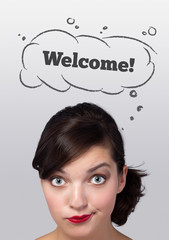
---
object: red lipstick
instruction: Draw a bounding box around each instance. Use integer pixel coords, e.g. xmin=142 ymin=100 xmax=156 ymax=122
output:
xmin=67 ymin=214 xmax=93 ymax=223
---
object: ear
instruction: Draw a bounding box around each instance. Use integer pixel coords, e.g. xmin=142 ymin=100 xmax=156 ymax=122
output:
xmin=117 ymin=165 xmax=128 ymax=194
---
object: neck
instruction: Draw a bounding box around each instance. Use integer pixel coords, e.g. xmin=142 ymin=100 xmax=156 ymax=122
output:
xmin=55 ymin=222 xmax=118 ymax=240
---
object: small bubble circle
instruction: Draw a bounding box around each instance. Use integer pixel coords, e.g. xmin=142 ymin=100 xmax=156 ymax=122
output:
xmin=75 ymin=25 xmax=79 ymax=29
xmin=142 ymin=31 xmax=147 ymax=35
xmin=103 ymin=26 xmax=108 ymax=30
xmin=67 ymin=18 xmax=75 ymax=25
xmin=130 ymin=90 xmax=137 ymax=98
xmin=148 ymin=26 xmax=157 ymax=36
xmin=130 ymin=116 xmax=134 ymax=121
xmin=137 ymin=105 xmax=143 ymax=112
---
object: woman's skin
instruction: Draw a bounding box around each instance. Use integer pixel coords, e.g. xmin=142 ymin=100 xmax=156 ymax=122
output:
xmin=37 ymin=145 xmax=132 ymax=240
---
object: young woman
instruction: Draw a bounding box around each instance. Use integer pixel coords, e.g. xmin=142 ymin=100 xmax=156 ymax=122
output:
xmin=32 ymin=102 xmax=147 ymax=240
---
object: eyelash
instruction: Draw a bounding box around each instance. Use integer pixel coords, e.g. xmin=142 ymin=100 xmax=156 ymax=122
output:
xmin=49 ymin=174 xmax=107 ymax=187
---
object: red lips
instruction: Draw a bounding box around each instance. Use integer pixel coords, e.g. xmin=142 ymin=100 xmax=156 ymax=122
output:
xmin=67 ymin=214 xmax=93 ymax=223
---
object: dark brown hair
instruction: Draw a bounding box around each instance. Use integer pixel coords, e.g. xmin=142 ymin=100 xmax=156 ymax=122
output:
xmin=32 ymin=102 xmax=147 ymax=226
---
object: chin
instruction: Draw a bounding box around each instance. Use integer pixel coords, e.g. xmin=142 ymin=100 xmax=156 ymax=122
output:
xmin=57 ymin=221 xmax=97 ymax=239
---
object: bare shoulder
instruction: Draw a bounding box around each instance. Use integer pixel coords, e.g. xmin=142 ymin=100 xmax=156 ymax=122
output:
xmin=113 ymin=228 xmax=133 ymax=240
xmin=121 ymin=235 xmax=132 ymax=240
xmin=35 ymin=230 xmax=57 ymax=240
xmin=118 ymin=232 xmax=133 ymax=240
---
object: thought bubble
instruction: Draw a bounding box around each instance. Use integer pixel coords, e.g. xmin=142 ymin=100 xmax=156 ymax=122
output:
xmin=20 ymin=29 xmax=157 ymax=94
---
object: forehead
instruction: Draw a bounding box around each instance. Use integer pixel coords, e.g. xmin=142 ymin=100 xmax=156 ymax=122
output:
xmin=59 ymin=145 xmax=117 ymax=173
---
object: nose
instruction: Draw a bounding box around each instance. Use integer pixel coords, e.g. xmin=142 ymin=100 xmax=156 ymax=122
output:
xmin=69 ymin=183 xmax=88 ymax=211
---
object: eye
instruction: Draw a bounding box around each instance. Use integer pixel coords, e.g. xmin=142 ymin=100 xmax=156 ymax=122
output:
xmin=90 ymin=175 xmax=106 ymax=185
xmin=51 ymin=177 xmax=66 ymax=186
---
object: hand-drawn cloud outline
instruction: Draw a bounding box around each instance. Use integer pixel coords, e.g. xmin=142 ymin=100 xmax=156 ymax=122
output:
xmin=19 ymin=29 xmax=157 ymax=95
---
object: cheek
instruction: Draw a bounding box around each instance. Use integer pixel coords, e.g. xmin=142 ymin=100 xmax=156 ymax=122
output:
xmin=42 ymin=188 xmax=66 ymax=220
xmin=89 ymin=183 xmax=118 ymax=214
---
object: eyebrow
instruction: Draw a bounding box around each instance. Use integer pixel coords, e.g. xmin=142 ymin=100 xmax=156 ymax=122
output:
xmin=87 ymin=163 xmax=111 ymax=173
xmin=57 ymin=162 xmax=111 ymax=174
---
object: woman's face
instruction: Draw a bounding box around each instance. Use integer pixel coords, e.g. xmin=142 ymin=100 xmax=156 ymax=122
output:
xmin=41 ymin=145 xmax=127 ymax=239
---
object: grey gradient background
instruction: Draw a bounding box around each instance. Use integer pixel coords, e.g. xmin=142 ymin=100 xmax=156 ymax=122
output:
xmin=1 ymin=0 xmax=169 ymax=239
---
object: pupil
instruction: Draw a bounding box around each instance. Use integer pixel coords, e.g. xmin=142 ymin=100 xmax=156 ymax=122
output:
xmin=96 ymin=176 xmax=101 ymax=182
xmin=57 ymin=178 xmax=61 ymax=183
